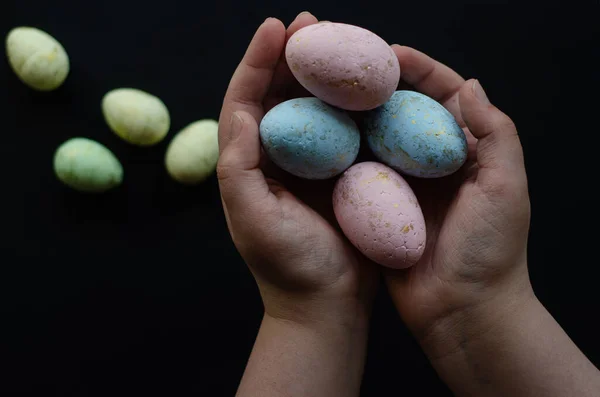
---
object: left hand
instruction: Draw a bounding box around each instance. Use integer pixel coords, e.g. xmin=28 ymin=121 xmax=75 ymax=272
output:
xmin=384 ymin=46 xmax=533 ymax=357
xmin=217 ymin=13 xmax=379 ymax=325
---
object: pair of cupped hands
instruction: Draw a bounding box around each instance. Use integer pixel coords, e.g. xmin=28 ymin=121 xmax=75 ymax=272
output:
xmin=217 ymin=12 xmax=531 ymax=352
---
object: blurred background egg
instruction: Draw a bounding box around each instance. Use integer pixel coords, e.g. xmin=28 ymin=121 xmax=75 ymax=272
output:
xmin=363 ymin=90 xmax=468 ymax=178
xmin=165 ymin=119 xmax=219 ymax=185
xmin=5 ymin=26 xmax=70 ymax=91
xmin=332 ymin=161 xmax=426 ymax=269
xmin=102 ymin=88 xmax=171 ymax=146
xmin=259 ymin=97 xmax=360 ymax=180
xmin=53 ymin=137 xmax=123 ymax=193
xmin=286 ymin=23 xmax=399 ymax=111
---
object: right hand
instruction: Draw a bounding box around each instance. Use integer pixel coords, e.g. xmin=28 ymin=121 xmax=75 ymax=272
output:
xmin=217 ymin=13 xmax=379 ymax=326
xmin=385 ymin=46 xmax=533 ymax=357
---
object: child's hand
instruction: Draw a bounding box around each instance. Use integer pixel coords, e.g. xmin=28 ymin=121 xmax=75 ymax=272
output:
xmin=384 ymin=46 xmax=532 ymax=356
xmin=217 ymin=14 xmax=379 ymax=326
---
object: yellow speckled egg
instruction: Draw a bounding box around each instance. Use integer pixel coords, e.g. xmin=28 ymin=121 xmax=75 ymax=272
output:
xmin=165 ymin=119 xmax=219 ymax=184
xmin=102 ymin=88 xmax=170 ymax=146
xmin=5 ymin=27 xmax=70 ymax=91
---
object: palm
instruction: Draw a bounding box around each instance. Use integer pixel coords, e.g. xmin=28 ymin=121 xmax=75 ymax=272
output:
xmin=258 ymin=83 xmax=379 ymax=296
xmin=264 ymin=175 xmax=377 ymax=293
xmin=385 ymin=161 xmax=480 ymax=332
xmin=382 ymin=46 xmax=530 ymax=337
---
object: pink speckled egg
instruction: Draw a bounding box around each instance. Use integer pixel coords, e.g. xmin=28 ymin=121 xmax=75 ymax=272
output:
xmin=286 ymin=23 xmax=400 ymax=111
xmin=332 ymin=162 xmax=426 ymax=269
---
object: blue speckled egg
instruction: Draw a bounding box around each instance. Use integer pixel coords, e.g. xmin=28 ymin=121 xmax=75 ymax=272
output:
xmin=363 ymin=91 xmax=468 ymax=178
xmin=260 ymin=97 xmax=360 ymax=180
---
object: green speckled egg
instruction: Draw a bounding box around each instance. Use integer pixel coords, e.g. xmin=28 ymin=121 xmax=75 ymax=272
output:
xmin=53 ymin=138 xmax=123 ymax=193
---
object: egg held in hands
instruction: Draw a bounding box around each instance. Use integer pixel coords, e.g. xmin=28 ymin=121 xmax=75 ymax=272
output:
xmin=333 ymin=162 xmax=426 ymax=269
xmin=259 ymin=97 xmax=360 ymax=180
xmin=286 ymin=22 xmax=400 ymax=111
xmin=363 ymin=90 xmax=468 ymax=178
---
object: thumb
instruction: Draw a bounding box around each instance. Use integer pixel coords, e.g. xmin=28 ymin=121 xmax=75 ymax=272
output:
xmin=217 ymin=111 xmax=272 ymax=217
xmin=460 ymin=79 xmax=528 ymax=192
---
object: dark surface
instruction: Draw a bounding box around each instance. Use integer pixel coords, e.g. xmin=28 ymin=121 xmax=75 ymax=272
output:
xmin=1 ymin=0 xmax=599 ymax=395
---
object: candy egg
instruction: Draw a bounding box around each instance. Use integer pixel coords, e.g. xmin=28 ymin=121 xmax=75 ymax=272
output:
xmin=102 ymin=88 xmax=170 ymax=146
xmin=333 ymin=161 xmax=426 ymax=268
xmin=165 ymin=119 xmax=219 ymax=184
xmin=260 ymin=97 xmax=360 ymax=180
xmin=286 ymin=22 xmax=400 ymax=111
xmin=363 ymin=90 xmax=468 ymax=178
xmin=5 ymin=27 xmax=70 ymax=91
xmin=53 ymin=138 xmax=123 ymax=193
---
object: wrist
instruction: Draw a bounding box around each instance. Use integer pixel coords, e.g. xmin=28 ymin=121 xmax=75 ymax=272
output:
xmin=419 ymin=279 xmax=537 ymax=362
xmin=261 ymin=288 xmax=374 ymax=331
xmin=238 ymin=299 xmax=371 ymax=397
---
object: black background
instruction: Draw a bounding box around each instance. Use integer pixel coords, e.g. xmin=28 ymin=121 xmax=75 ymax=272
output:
xmin=2 ymin=0 xmax=599 ymax=395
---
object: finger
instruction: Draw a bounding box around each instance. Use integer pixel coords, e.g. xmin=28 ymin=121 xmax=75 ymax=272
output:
xmin=392 ymin=45 xmax=467 ymax=128
xmin=459 ymin=79 xmax=527 ymax=191
xmin=392 ymin=45 xmax=477 ymax=161
xmin=287 ymin=12 xmax=319 ymax=48
xmin=267 ymin=11 xmax=319 ymax=107
xmin=219 ymin=18 xmax=286 ymax=153
xmin=217 ymin=111 xmax=275 ymax=217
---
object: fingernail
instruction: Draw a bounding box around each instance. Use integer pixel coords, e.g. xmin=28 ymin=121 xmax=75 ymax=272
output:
xmin=472 ymin=80 xmax=490 ymax=105
xmin=264 ymin=17 xmax=274 ymax=23
xmin=318 ymin=20 xmax=331 ymax=24
xmin=230 ymin=112 xmax=243 ymax=141
xmin=293 ymin=12 xmax=313 ymax=22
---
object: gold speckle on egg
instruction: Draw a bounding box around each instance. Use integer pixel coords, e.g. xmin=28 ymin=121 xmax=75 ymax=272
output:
xmin=376 ymin=171 xmax=389 ymax=181
xmin=411 ymin=120 xmax=416 ymax=124
xmin=393 ymin=203 xmax=399 ymax=208
xmin=46 ymin=48 xmax=58 ymax=61
xmin=402 ymin=225 xmax=411 ymax=233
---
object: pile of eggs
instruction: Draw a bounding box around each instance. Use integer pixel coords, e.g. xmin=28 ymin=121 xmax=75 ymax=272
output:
xmin=261 ymin=22 xmax=468 ymax=269
xmin=5 ymin=27 xmax=220 ymax=193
